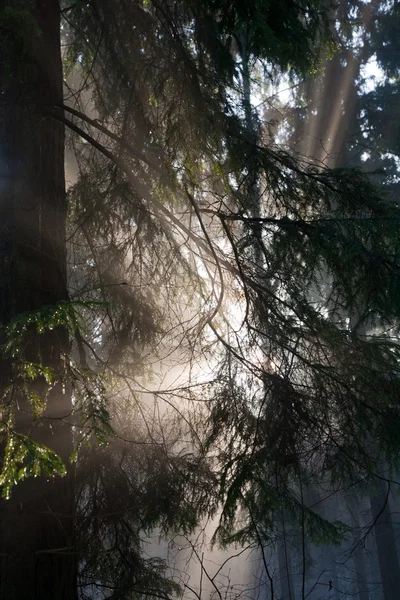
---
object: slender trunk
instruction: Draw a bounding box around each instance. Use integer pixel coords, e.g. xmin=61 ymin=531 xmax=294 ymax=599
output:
xmin=239 ymin=29 xmax=263 ymax=268
xmin=277 ymin=512 xmax=295 ymax=600
xmin=0 ymin=1 xmax=76 ymax=597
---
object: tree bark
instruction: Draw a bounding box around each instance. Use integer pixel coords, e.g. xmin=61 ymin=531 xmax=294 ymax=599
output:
xmin=0 ymin=1 xmax=76 ymax=597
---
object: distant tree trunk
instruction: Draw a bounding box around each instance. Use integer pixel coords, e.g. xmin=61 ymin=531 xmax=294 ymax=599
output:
xmin=277 ymin=513 xmax=295 ymax=600
xmin=278 ymin=541 xmax=294 ymax=600
xmin=364 ymin=532 xmax=384 ymax=600
xmin=353 ymin=544 xmax=369 ymax=600
xmin=370 ymin=479 xmax=400 ymax=600
xmin=389 ymin=480 xmax=400 ymax=558
xmin=239 ymin=27 xmax=263 ymax=268
xmin=0 ymin=1 xmax=76 ymax=598
xmin=346 ymin=494 xmax=370 ymax=600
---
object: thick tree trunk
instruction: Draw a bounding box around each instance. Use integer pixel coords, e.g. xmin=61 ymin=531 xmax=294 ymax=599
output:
xmin=0 ymin=1 xmax=76 ymax=597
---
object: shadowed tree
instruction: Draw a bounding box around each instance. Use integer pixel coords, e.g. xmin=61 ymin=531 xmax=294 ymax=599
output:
xmin=0 ymin=1 xmax=75 ymax=597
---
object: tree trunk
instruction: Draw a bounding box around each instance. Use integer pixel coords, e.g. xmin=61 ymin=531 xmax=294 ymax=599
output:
xmin=277 ymin=513 xmax=295 ymax=600
xmin=0 ymin=1 xmax=76 ymax=597
xmin=370 ymin=480 xmax=400 ymax=600
xmin=239 ymin=28 xmax=263 ymax=269
xmin=353 ymin=543 xmax=369 ymax=600
xmin=346 ymin=494 xmax=370 ymax=600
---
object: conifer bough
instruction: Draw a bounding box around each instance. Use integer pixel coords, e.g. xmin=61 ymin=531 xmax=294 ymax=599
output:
xmin=0 ymin=0 xmax=398 ymax=597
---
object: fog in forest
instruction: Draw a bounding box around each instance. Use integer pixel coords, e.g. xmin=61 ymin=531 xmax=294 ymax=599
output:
xmin=0 ymin=0 xmax=399 ymax=599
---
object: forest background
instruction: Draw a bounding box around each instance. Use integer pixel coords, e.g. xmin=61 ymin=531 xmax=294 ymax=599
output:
xmin=0 ymin=0 xmax=400 ymax=598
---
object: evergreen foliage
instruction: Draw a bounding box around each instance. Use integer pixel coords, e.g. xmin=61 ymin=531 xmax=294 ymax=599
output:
xmin=59 ymin=0 xmax=400 ymax=557
xmin=1 ymin=0 xmax=400 ymax=596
